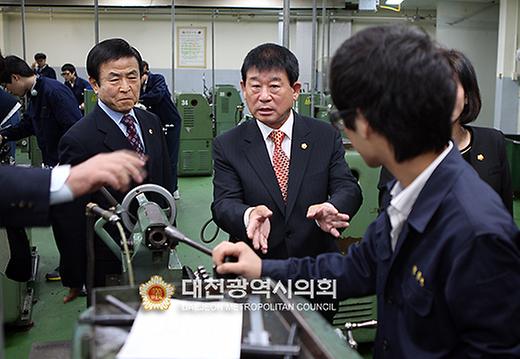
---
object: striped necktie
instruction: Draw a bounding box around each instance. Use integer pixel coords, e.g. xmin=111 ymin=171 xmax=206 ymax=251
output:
xmin=121 ymin=114 xmax=144 ymax=155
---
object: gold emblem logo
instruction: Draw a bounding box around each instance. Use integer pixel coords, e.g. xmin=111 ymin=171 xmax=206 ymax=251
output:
xmin=139 ymin=275 xmax=175 ymax=311
xmin=477 ymin=153 xmax=484 ymax=161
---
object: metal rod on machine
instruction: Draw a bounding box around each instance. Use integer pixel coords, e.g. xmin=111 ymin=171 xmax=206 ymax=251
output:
xmin=164 ymin=226 xmax=212 ymax=256
xmin=21 ymin=0 xmax=27 ymax=61
xmin=94 ymin=0 xmax=99 ymax=44
xmin=171 ymin=0 xmax=176 ymax=100
xmin=211 ymin=10 xmax=216 ymax=126
xmin=282 ymin=0 xmax=290 ymax=48
xmin=320 ymin=0 xmax=326 ymax=105
xmin=310 ymin=0 xmax=317 ymax=114
xmin=327 ymin=9 xmax=331 ymax=92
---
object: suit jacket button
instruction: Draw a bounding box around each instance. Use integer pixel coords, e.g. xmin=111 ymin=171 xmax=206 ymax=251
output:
xmin=386 ymin=296 xmax=393 ymax=305
xmin=18 ymin=201 xmax=25 ymax=208
xmin=382 ymin=339 xmax=390 ymax=351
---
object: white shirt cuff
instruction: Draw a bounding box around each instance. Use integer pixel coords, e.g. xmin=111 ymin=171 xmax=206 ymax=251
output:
xmin=49 ymin=165 xmax=74 ymax=205
xmin=243 ymin=207 xmax=255 ymax=229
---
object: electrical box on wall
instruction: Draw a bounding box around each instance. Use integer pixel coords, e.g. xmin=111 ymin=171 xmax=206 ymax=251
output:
xmin=359 ymin=0 xmax=379 ymax=11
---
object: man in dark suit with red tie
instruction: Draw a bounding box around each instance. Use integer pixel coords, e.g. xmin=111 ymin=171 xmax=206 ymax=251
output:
xmin=211 ymin=43 xmax=362 ymax=261
xmin=52 ymin=38 xmax=172 ymax=302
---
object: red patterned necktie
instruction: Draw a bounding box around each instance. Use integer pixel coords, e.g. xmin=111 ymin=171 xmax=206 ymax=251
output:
xmin=269 ymin=130 xmax=290 ymax=203
xmin=121 ymin=114 xmax=144 ymax=155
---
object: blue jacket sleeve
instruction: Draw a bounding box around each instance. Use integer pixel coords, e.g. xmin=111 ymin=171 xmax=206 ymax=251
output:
xmin=48 ymin=86 xmax=82 ymax=131
xmin=445 ymin=233 xmax=520 ymax=355
xmin=0 ymin=112 xmax=35 ymax=141
xmin=262 ymin=222 xmax=379 ymax=300
xmin=140 ymin=74 xmax=168 ymax=106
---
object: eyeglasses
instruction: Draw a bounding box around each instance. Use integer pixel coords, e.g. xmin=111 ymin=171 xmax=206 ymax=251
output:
xmin=329 ymin=108 xmax=356 ymax=131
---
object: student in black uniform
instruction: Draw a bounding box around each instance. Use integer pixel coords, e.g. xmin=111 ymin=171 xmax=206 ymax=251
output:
xmin=33 ymin=52 xmax=56 ymax=79
xmin=212 ymin=25 xmax=520 ymax=358
xmin=61 ymin=63 xmax=92 ymax=113
xmin=378 ymin=48 xmax=513 ymax=214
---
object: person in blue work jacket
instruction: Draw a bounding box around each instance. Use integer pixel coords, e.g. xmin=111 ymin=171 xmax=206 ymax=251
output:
xmin=33 ymin=52 xmax=57 ymax=79
xmin=140 ymin=60 xmax=181 ymax=198
xmin=0 ymin=54 xmax=83 ymax=284
xmin=0 ymin=55 xmax=82 ymax=167
xmin=60 ymin=63 xmax=92 ymax=114
xmin=212 ymin=25 xmax=520 ymax=358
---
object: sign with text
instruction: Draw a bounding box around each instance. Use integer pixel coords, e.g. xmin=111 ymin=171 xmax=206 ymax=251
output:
xmin=177 ymin=27 xmax=207 ymax=68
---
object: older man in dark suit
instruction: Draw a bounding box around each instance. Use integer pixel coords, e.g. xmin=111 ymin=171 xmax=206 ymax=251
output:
xmin=52 ymin=38 xmax=172 ymax=302
xmin=212 ymin=43 xmax=362 ymax=260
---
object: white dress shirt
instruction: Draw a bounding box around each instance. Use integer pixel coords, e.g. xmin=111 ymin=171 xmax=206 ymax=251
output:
xmin=387 ymin=142 xmax=453 ymax=251
xmin=255 ymin=111 xmax=294 ymax=163
xmin=243 ymin=111 xmax=295 ymax=227
xmin=98 ymin=100 xmax=146 ymax=151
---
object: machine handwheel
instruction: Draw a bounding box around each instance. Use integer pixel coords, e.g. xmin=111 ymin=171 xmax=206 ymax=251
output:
xmin=120 ymin=184 xmax=176 ymax=232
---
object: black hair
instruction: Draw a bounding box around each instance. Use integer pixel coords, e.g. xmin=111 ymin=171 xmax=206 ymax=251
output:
xmin=61 ymin=63 xmax=77 ymax=75
xmin=141 ymin=60 xmax=149 ymax=74
xmin=86 ymin=38 xmax=143 ymax=83
xmin=241 ymin=43 xmax=299 ymax=86
xmin=0 ymin=55 xmax=34 ymax=84
xmin=34 ymin=53 xmax=46 ymax=61
xmin=443 ymin=49 xmax=481 ymax=125
xmin=329 ymin=25 xmax=455 ymax=163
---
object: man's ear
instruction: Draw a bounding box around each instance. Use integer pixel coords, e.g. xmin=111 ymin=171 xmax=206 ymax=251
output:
xmin=355 ymin=110 xmax=372 ymax=139
xmin=292 ymin=81 xmax=301 ymax=101
xmin=11 ymin=74 xmax=20 ymax=83
xmin=88 ymin=77 xmax=99 ymax=93
xmin=240 ymin=80 xmax=246 ymax=93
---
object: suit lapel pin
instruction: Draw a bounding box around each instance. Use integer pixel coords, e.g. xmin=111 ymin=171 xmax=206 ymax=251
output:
xmin=301 ymin=143 xmax=308 ymax=150
xmin=149 ymin=128 xmax=154 ymax=135
xmin=477 ymin=153 xmax=484 ymax=161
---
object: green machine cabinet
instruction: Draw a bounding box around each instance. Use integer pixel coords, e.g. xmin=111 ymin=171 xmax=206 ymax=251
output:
xmin=83 ymin=89 xmax=97 ymax=116
xmin=294 ymin=93 xmax=319 ymax=117
xmin=294 ymin=93 xmax=332 ymax=123
xmin=214 ymin=84 xmax=243 ymax=136
xmin=342 ymin=148 xmax=380 ymax=239
xmin=333 ymin=148 xmax=381 ymax=351
xmin=29 ymin=136 xmax=43 ymax=167
xmin=505 ymin=134 xmax=520 ymax=197
xmin=176 ymin=93 xmax=213 ymax=176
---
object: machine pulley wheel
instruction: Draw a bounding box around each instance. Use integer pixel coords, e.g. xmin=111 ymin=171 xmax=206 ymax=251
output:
xmin=120 ymin=184 xmax=176 ymax=232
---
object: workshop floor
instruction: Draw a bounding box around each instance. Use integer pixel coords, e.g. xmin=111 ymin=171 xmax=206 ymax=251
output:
xmin=4 ymin=170 xmax=520 ymax=359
